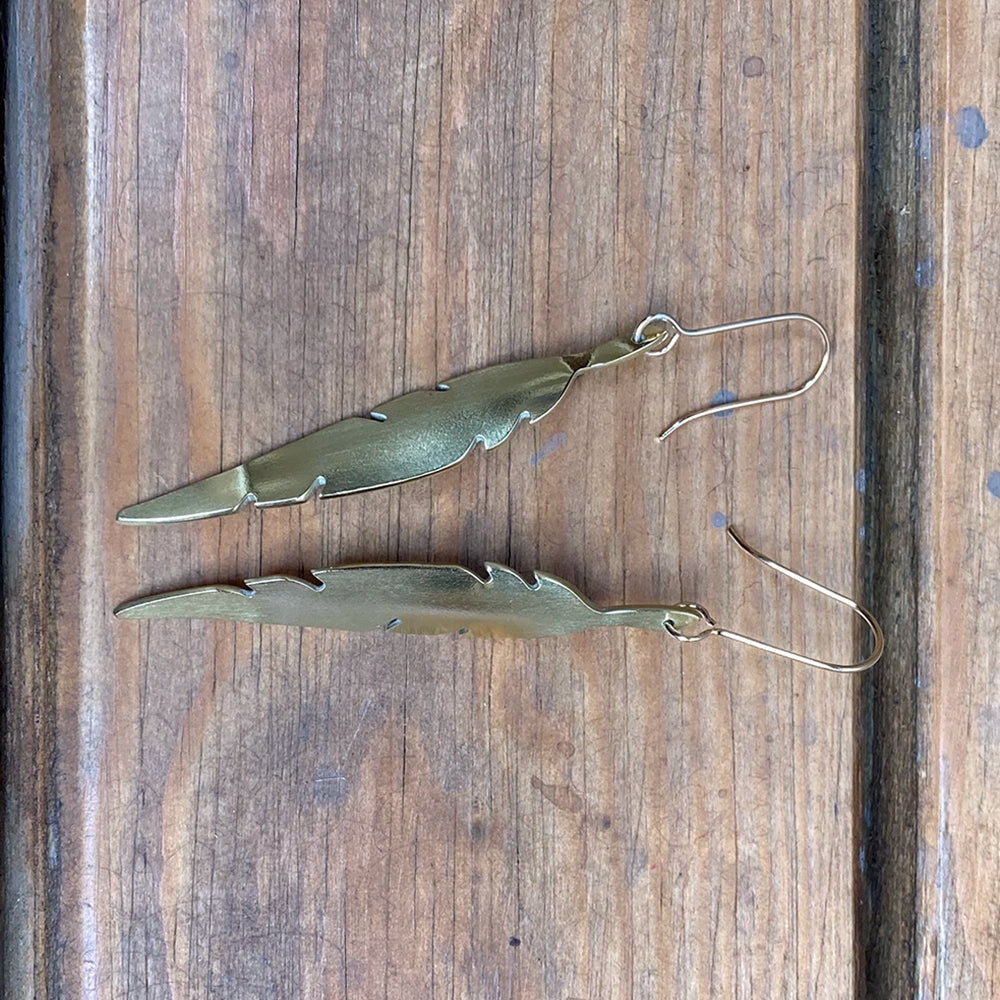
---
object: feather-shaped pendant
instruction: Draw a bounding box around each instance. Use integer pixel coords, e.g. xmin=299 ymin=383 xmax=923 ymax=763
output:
xmin=114 ymin=561 xmax=709 ymax=639
xmin=114 ymin=527 xmax=884 ymax=674
xmin=117 ymin=312 xmax=830 ymax=524
xmin=116 ymin=321 xmax=675 ymax=525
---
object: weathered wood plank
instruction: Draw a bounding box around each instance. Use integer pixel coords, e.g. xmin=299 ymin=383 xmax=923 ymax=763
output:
xmin=912 ymin=2 xmax=1000 ymax=995
xmin=5 ymin=1 xmax=864 ymax=997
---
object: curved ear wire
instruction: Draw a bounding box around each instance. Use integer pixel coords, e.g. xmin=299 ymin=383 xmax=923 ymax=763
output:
xmin=643 ymin=313 xmax=831 ymax=441
xmin=664 ymin=526 xmax=883 ymax=673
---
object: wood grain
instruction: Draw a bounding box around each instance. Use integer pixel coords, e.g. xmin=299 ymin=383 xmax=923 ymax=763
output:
xmin=5 ymin=1 xmax=864 ymax=997
xmin=860 ymin=1 xmax=1000 ymax=997
xmin=907 ymin=2 xmax=1000 ymax=995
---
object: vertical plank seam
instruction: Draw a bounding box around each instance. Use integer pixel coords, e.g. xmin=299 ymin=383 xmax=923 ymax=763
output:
xmin=859 ymin=0 xmax=924 ymax=995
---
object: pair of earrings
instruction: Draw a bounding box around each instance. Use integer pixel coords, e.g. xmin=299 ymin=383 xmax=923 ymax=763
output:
xmin=115 ymin=311 xmax=883 ymax=673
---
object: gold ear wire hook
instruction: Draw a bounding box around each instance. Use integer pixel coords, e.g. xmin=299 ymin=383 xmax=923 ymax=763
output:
xmin=664 ymin=526 xmax=883 ymax=673
xmin=631 ymin=312 xmax=831 ymax=441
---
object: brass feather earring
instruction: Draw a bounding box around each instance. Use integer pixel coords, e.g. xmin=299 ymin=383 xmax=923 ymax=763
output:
xmin=117 ymin=312 xmax=829 ymax=525
xmin=114 ymin=525 xmax=882 ymax=673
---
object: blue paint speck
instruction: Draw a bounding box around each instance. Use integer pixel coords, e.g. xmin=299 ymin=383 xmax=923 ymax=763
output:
xmin=711 ymin=511 xmax=727 ymax=529
xmin=987 ymin=471 xmax=1000 ymax=498
xmin=711 ymin=389 xmax=737 ymax=418
xmin=855 ymin=467 xmax=868 ymax=495
xmin=915 ymin=124 xmax=933 ymax=161
xmin=954 ymin=106 xmax=989 ymax=149
xmin=530 ymin=431 xmax=567 ymax=467
xmin=915 ymin=258 xmax=937 ymax=288
xmin=859 ymin=524 xmax=867 ymax=541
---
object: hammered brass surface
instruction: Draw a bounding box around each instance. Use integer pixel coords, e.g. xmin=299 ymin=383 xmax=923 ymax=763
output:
xmin=115 ymin=560 xmax=705 ymax=638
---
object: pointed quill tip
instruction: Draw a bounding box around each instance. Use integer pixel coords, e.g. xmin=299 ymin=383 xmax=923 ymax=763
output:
xmin=117 ymin=465 xmax=253 ymax=525
xmin=114 ymin=583 xmax=254 ymax=621
xmin=114 ymin=596 xmax=158 ymax=619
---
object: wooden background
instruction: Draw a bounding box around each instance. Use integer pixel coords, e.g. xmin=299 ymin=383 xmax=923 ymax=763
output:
xmin=3 ymin=0 xmax=997 ymax=997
